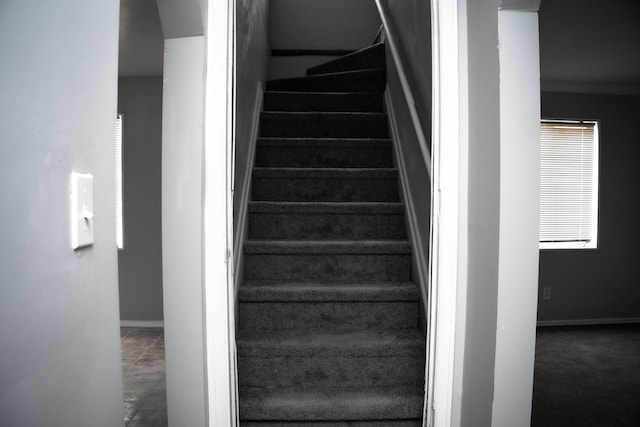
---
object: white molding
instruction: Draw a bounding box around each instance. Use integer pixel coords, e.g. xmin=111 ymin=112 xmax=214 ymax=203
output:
xmin=537 ymin=317 xmax=640 ymax=327
xmin=430 ymin=0 xmax=463 ymax=426
xmin=120 ymin=320 xmax=165 ymax=328
xmin=386 ymin=89 xmax=430 ymax=427
xmin=232 ymin=84 xmax=264 ymax=288
xmin=385 ymin=91 xmax=430 ymax=314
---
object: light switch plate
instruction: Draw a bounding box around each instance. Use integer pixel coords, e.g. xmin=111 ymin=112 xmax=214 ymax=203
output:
xmin=71 ymin=172 xmax=94 ymax=250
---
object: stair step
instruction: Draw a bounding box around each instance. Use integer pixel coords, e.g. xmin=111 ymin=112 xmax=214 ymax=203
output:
xmin=239 ymin=281 xmax=419 ymax=302
xmin=259 ymin=112 xmax=388 ymax=139
xmin=255 ymin=138 xmax=392 ymax=168
xmin=252 ymin=168 xmax=399 ymax=202
xmin=248 ymin=201 xmax=405 ymax=240
xmin=307 ymin=43 xmax=386 ymax=76
xmin=263 ymin=91 xmax=383 ymax=112
xmin=266 ymin=69 xmax=386 ymax=93
xmin=242 ymin=421 xmax=421 ymax=426
xmin=237 ymin=329 xmax=424 ymax=388
xmin=239 ymin=386 xmax=424 ymax=421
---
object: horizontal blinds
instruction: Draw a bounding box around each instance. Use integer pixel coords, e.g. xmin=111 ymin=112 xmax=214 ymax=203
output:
xmin=540 ymin=120 xmax=596 ymax=243
xmin=115 ymin=114 xmax=124 ymax=249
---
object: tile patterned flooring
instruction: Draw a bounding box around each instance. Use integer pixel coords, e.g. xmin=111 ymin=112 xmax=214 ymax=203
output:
xmin=120 ymin=327 xmax=167 ymax=427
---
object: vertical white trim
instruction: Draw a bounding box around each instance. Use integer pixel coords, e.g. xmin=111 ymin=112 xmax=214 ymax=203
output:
xmin=492 ymin=9 xmax=540 ymax=426
xmin=430 ymin=0 xmax=464 ymax=426
xmin=203 ymin=0 xmax=236 ymax=426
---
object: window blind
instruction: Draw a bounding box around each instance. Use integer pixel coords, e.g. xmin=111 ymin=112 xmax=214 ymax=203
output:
xmin=540 ymin=120 xmax=598 ymax=248
xmin=115 ymin=114 xmax=124 ymax=250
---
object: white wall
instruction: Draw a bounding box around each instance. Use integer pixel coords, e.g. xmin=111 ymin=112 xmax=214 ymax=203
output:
xmin=0 ymin=1 xmax=124 ymax=426
xmin=118 ymin=77 xmax=164 ymax=321
xmin=161 ymin=36 xmax=206 ymax=427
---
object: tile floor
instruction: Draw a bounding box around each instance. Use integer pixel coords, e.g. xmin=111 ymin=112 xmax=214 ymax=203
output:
xmin=120 ymin=327 xmax=167 ymax=427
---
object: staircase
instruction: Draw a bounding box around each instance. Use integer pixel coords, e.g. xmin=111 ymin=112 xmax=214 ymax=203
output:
xmin=238 ymin=42 xmax=426 ymax=426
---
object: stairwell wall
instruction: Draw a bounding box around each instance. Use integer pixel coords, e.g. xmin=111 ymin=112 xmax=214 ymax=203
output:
xmin=268 ymin=0 xmax=381 ymax=79
xmin=383 ymin=1 xmax=432 ymax=304
xmin=234 ymin=0 xmax=271 ymax=287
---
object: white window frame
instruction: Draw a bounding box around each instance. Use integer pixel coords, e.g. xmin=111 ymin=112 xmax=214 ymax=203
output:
xmin=539 ymin=119 xmax=599 ymax=250
xmin=115 ymin=113 xmax=124 ymax=250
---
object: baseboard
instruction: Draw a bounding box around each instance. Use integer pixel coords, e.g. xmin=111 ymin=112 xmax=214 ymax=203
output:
xmin=120 ymin=320 xmax=164 ymax=328
xmin=385 ymin=90 xmax=429 ymax=315
xmin=233 ymin=83 xmax=264 ymax=291
xmin=537 ymin=317 xmax=640 ymax=327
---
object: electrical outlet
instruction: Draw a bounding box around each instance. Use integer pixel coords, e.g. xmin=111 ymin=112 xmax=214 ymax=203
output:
xmin=542 ymin=287 xmax=551 ymax=300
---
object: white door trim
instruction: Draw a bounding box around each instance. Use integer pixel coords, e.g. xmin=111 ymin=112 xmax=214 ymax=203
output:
xmin=202 ymin=0 xmax=237 ymax=426
xmin=429 ymin=0 xmax=466 ymax=426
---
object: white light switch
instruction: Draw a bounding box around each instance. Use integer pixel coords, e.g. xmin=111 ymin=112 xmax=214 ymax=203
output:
xmin=71 ymin=172 xmax=94 ymax=250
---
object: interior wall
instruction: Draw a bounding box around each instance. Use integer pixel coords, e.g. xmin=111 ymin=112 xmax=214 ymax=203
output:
xmin=268 ymin=0 xmax=381 ymax=78
xmin=234 ymin=0 xmax=271 ymax=271
xmin=161 ymin=36 xmax=206 ymax=427
xmin=0 ymin=1 xmax=124 ymax=426
xmin=117 ymin=77 xmax=164 ymax=321
xmin=538 ymin=92 xmax=640 ymax=323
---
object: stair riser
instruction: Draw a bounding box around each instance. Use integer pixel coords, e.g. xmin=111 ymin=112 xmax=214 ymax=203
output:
xmin=259 ymin=116 xmax=388 ymax=139
xmin=263 ymin=93 xmax=383 ymax=113
xmin=307 ymin=44 xmax=385 ymax=76
xmin=241 ymin=422 xmax=421 ymax=427
xmin=255 ymin=146 xmax=392 ymax=168
xmin=266 ymin=74 xmax=385 ymax=93
xmin=238 ymin=356 xmax=424 ymax=388
xmin=249 ymin=213 xmax=406 ymax=240
xmin=244 ymin=254 xmax=410 ymax=282
xmin=239 ymin=301 xmax=418 ymax=331
xmin=252 ymin=178 xmax=399 ymax=202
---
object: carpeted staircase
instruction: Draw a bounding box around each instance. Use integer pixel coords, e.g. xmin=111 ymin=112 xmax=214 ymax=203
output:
xmin=238 ymin=42 xmax=426 ymax=426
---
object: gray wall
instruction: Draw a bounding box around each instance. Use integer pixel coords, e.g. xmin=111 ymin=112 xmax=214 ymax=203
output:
xmin=384 ymin=0 xmax=432 ymax=280
xmin=268 ymin=0 xmax=381 ymax=78
xmin=117 ymin=77 xmax=164 ymax=321
xmin=0 ymin=1 xmax=124 ymax=426
xmin=385 ymin=0 xmax=432 ymax=143
xmin=538 ymin=92 xmax=640 ymax=322
xmin=234 ymin=0 xmax=270 ymax=263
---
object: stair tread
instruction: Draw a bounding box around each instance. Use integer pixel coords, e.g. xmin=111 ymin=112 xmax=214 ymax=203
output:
xmin=248 ymin=201 xmax=403 ymax=214
xmin=244 ymin=240 xmax=411 ymax=254
xmin=264 ymin=90 xmax=382 ymax=96
xmin=239 ymin=281 xmax=419 ymax=302
xmin=262 ymin=111 xmax=386 ymax=118
xmin=239 ymin=385 xmax=423 ymax=421
xmin=257 ymin=137 xmax=391 ymax=147
xmin=253 ymin=167 xmax=397 ymax=179
xmin=306 ymin=43 xmax=385 ymax=76
xmin=266 ymin=68 xmax=385 ymax=93
xmin=237 ymin=328 xmax=424 ymax=356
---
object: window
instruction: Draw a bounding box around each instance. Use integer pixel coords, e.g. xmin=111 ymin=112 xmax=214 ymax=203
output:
xmin=540 ymin=120 xmax=599 ymax=249
xmin=115 ymin=114 xmax=124 ymax=250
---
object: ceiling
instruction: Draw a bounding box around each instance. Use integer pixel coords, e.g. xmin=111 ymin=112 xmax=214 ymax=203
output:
xmin=538 ymin=0 xmax=640 ymax=94
xmin=118 ymin=0 xmax=640 ymax=94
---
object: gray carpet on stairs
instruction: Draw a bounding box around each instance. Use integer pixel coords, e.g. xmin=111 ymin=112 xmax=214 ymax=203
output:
xmin=238 ymin=42 xmax=425 ymax=425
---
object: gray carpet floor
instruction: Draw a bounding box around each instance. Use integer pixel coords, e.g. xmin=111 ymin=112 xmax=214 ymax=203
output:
xmin=532 ymin=324 xmax=640 ymax=426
